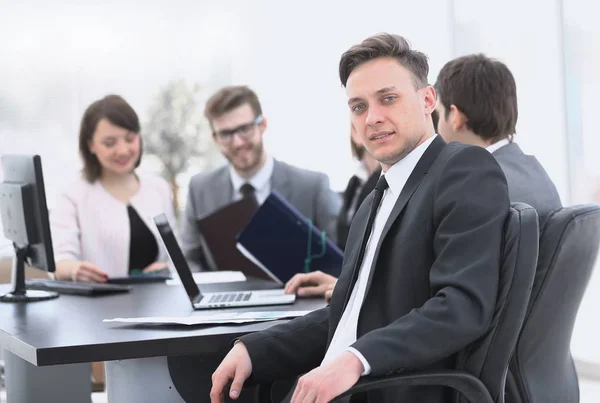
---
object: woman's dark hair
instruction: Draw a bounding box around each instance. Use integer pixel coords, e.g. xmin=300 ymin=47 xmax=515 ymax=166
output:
xmin=79 ymin=95 xmax=142 ymax=182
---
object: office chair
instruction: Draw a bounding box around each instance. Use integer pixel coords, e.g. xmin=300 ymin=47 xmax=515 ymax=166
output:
xmin=505 ymin=204 xmax=600 ymax=403
xmin=257 ymin=203 xmax=539 ymax=403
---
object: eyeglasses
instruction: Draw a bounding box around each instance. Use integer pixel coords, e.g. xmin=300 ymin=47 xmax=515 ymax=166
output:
xmin=214 ymin=115 xmax=263 ymax=144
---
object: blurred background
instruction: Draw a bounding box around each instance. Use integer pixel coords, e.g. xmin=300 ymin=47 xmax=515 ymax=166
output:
xmin=0 ymin=0 xmax=598 ymax=400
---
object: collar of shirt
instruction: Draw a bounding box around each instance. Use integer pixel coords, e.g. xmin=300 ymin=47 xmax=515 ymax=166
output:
xmin=486 ymin=138 xmax=510 ymax=154
xmin=228 ymin=154 xmax=274 ymax=197
xmin=384 ymin=134 xmax=438 ymax=198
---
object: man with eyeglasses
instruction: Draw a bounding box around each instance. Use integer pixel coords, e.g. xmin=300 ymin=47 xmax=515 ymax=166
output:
xmin=180 ymin=85 xmax=342 ymax=271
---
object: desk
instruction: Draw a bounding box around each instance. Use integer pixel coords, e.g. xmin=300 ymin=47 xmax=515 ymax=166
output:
xmin=0 ymin=278 xmax=326 ymax=402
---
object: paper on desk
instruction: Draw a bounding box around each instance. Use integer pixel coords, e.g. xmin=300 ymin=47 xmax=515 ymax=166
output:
xmin=166 ymin=271 xmax=246 ymax=286
xmin=103 ymin=310 xmax=311 ymax=326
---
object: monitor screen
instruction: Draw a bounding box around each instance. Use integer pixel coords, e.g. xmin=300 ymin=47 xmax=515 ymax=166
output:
xmin=0 ymin=154 xmax=55 ymax=273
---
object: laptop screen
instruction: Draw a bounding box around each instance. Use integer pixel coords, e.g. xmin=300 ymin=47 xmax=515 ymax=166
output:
xmin=153 ymin=214 xmax=201 ymax=305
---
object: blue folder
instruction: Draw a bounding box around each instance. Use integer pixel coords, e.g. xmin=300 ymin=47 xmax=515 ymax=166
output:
xmin=236 ymin=191 xmax=343 ymax=285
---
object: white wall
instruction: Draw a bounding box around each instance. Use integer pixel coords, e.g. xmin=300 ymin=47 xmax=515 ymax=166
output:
xmin=0 ymin=0 xmax=237 ymax=207
xmin=450 ymin=0 xmax=570 ymax=203
xmin=561 ymin=0 xmax=600 ymax=364
xmin=230 ymin=0 xmax=454 ymax=191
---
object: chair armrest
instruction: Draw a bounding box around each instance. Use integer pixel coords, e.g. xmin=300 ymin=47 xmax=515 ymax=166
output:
xmin=330 ymin=370 xmax=493 ymax=403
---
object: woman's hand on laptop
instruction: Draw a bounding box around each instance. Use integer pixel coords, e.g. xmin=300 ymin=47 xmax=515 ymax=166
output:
xmin=210 ymin=341 xmax=252 ymax=402
xmin=55 ymin=259 xmax=108 ymax=283
xmin=284 ymin=271 xmax=338 ymax=299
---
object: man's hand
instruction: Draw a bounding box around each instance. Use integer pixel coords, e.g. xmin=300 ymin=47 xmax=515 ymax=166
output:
xmin=284 ymin=271 xmax=338 ymax=299
xmin=210 ymin=342 xmax=253 ymax=402
xmin=291 ymin=351 xmax=363 ymax=403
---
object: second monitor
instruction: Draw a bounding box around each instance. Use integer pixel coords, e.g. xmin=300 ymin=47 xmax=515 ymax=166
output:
xmin=0 ymin=154 xmax=58 ymax=302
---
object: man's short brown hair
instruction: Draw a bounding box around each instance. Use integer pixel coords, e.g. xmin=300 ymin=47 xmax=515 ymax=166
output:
xmin=339 ymin=33 xmax=429 ymax=89
xmin=204 ymin=86 xmax=263 ymax=124
xmin=435 ymin=54 xmax=518 ymax=142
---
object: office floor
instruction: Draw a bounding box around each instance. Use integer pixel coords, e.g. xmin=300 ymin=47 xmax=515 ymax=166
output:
xmin=0 ymin=380 xmax=598 ymax=402
xmin=91 ymin=379 xmax=600 ymax=403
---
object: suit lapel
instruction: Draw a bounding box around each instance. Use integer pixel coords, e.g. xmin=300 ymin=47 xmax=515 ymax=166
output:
xmin=270 ymin=159 xmax=292 ymax=200
xmin=362 ymin=135 xmax=446 ymax=296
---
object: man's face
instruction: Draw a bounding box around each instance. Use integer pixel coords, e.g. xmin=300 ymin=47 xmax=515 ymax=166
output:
xmin=212 ymin=103 xmax=266 ymax=175
xmin=346 ymin=57 xmax=436 ymax=171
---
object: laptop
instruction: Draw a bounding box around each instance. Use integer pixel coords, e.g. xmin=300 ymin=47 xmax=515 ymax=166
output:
xmin=153 ymin=214 xmax=296 ymax=310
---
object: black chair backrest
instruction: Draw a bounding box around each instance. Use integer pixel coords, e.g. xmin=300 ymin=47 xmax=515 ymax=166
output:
xmin=454 ymin=203 xmax=539 ymax=403
xmin=507 ymin=204 xmax=600 ymax=403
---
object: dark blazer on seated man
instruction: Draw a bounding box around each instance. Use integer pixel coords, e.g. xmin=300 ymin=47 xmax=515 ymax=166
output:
xmin=210 ymin=33 xmax=510 ymax=403
xmin=435 ymin=53 xmax=562 ymax=231
xmin=240 ymin=135 xmax=509 ymax=402
xmin=179 ymin=85 xmax=341 ymax=270
xmin=492 ymin=142 xmax=561 ymax=230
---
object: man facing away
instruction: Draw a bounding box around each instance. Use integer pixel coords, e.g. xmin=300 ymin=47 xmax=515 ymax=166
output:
xmin=210 ymin=33 xmax=510 ymax=403
xmin=434 ymin=53 xmax=562 ymax=229
xmin=180 ymin=85 xmax=342 ymax=270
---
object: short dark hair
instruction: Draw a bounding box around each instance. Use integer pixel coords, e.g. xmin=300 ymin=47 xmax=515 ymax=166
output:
xmin=431 ymin=109 xmax=439 ymax=133
xmin=79 ymin=95 xmax=142 ymax=182
xmin=434 ymin=54 xmax=518 ymax=142
xmin=339 ymin=33 xmax=429 ymax=89
xmin=204 ymin=86 xmax=263 ymax=125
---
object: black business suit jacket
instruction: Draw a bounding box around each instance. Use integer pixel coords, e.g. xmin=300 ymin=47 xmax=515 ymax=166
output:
xmin=336 ymin=167 xmax=381 ymax=249
xmin=493 ymin=142 xmax=561 ymax=231
xmin=240 ymin=136 xmax=510 ymax=403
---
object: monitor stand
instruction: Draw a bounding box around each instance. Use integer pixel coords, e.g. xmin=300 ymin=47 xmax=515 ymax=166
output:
xmin=0 ymin=244 xmax=58 ymax=302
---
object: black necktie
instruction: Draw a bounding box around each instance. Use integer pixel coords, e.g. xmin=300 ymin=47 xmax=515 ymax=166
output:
xmin=343 ymin=175 xmax=389 ymax=306
xmin=239 ymin=183 xmax=256 ymax=199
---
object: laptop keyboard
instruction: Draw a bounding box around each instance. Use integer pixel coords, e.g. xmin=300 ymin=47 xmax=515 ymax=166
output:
xmin=209 ymin=292 xmax=252 ymax=304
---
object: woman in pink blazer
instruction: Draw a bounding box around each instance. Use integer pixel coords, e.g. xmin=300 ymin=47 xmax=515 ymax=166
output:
xmin=51 ymin=95 xmax=176 ymax=282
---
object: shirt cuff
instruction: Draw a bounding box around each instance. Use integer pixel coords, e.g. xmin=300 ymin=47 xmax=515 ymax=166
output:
xmin=347 ymin=347 xmax=371 ymax=376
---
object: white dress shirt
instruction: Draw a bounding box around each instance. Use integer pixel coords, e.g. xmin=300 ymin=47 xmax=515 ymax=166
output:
xmin=322 ymin=134 xmax=438 ymax=375
xmin=50 ymin=173 xmax=177 ymax=278
xmin=228 ymin=154 xmax=274 ymax=205
xmin=485 ymin=138 xmax=510 ymax=154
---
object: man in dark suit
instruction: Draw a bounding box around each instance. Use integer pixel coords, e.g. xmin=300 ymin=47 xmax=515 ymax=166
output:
xmin=210 ymin=33 xmax=510 ymax=403
xmin=434 ymin=54 xmax=562 ymax=230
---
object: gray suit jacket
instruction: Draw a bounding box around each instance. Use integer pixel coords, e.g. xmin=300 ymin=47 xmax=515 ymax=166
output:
xmin=180 ymin=159 xmax=342 ymax=270
xmin=493 ymin=142 xmax=562 ymax=230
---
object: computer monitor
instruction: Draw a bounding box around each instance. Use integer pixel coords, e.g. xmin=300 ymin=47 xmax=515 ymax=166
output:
xmin=0 ymin=154 xmax=58 ymax=302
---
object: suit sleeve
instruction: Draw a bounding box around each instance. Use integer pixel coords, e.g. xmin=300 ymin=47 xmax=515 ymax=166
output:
xmin=313 ymin=174 xmax=342 ymax=244
xmin=179 ymin=180 xmax=205 ymax=271
xmin=239 ymin=307 xmax=330 ymax=381
xmin=351 ymin=146 xmax=509 ymax=376
xmin=50 ymin=190 xmax=82 ymax=263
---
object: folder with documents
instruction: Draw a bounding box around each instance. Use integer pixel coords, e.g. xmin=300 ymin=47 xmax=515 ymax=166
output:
xmin=196 ymin=197 xmax=272 ymax=281
xmin=236 ymin=191 xmax=343 ymax=285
